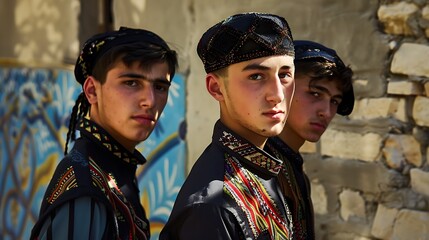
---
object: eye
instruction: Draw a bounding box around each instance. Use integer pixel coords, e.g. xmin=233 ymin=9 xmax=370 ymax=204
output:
xmin=310 ymin=91 xmax=320 ymax=97
xmin=154 ymin=82 xmax=171 ymax=92
xmin=249 ymin=74 xmax=263 ymax=80
xmin=124 ymin=80 xmax=139 ymax=87
xmin=278 ymin=72 xmax=292 ymax=79
xmin=331 ymin=98 xmax=342 ymax=106
xmin=278 ymin=72 xmax=293 ymax=84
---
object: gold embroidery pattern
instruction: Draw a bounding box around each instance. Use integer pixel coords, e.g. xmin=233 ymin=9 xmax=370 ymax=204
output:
xmin=79 ymin=119 xmax=136 ymax=164
xmin=47 ymin=166 xmax=78 ymax=204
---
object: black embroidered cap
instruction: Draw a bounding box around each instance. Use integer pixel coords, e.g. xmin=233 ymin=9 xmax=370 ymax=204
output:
xmin=74 ymin=26 xmax=172 ymax=85
xmin=197 ymin=12 xmax=294 ymax=73
xmin=294 ymin=40 xmax=355 ymax=116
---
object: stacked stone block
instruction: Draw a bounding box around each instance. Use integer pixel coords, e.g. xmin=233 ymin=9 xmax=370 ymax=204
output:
xmin=304 ymin=1 xmax=429 ymax=239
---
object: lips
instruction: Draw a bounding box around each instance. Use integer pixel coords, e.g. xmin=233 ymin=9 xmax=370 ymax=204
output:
xmin=310 ymin=121 xmax=327 ymax=132
xmin=263 ymin=109 xmax=285 ymax=120
xmin=132 ymin=114 xmax=156 ymax=125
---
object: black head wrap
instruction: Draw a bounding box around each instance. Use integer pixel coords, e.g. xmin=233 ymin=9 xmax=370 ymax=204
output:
xmin=74 ymin=26 xmax=174 ymax=84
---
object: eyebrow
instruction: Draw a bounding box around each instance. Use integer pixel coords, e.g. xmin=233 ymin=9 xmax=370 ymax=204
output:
xmin=242 ymin=63 xmax=292 ymax=72
xmin=118 ymin=72 xmax=171 ymax=85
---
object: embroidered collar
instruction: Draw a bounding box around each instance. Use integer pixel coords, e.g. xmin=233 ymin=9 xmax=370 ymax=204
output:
xmin=213 ymin=120 xmax=283 ymax=176
xmin=268 ymin=137 xmax=304 ymax=166
xmin=77 ymin=118 xmax=146 ymax=165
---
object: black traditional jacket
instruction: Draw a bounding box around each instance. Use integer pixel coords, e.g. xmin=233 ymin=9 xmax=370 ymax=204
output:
xmin=160 ymin=120 xmax=294 ymax=240
xmin=268 ymin=137 xmax=315 ymax=240
xmin=31 ymin=118 xmax=150 ymax=240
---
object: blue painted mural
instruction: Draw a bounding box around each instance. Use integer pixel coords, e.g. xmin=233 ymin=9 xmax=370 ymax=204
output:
xmin=0 ymin=67 xmax=186 ymax=240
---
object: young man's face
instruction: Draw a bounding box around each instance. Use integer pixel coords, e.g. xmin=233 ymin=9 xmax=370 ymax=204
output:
xmin=215 ymin=55 xmax=295 ymax=147
xmin=87 ymin=60 xmax=171 ymax=151
xmin=282 ymin=75 xmax=342 ymax=148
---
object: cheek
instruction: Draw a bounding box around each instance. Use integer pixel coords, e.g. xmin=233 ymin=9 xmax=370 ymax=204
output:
xmin=286 ymin=111 xmax=302 ymax=127
xmin=328 ymin=109 xmax=337 ymax=121
xmin=290 ymin=92 xmax=307 ymax=109
xmin=283 ymin=83 xmax=294 ymax=106
xmin=285 ymin=84 xmax=295 ymax=100
xmin=156 ymin=94 xmax=169 ymax=110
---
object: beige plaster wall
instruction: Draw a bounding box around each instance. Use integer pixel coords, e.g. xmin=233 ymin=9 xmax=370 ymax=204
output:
xmin=125 ymin=0 xmax=387 ymax=171
xmin=0 ymin=0 xmax=80 ymax=66
xmin=0 ymin=0 xmax=387 ymax=169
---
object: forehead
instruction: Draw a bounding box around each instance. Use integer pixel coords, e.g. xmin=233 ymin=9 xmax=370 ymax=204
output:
xmin=298 ymin=76 xmax=343 ymax=95
xmin=107 ymin=60 xmax=171 ymax=77
xmin=111 ymin=58 xmax=168 ymax=70
xmin=228 ymin=54 xmax=295 ymax=71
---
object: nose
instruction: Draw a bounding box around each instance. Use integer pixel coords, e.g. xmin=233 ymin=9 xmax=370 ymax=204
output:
xmin=318 ymin=101 xmax=334 ymax=119
xmin=140 ymin=84 xmax=156 ymax=108
xmin=266 ymin=78 xmax=284 ymax=105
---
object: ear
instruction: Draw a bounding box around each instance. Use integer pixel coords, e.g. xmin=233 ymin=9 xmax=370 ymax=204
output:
xmin=206 ymin=73 xmax=224 ymax=101
xmin=83 ymin=76 xmax=98 ymax=104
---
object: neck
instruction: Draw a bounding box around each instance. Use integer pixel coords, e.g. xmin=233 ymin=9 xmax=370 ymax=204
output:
xmin=278 ymin=126 xmax=305 ymax=153
xmin=220 ymin=119 xmax=268 ymax=149
xmin=88 ymin=115 xmax=137 ymax=153
xmin=251 ymin=138 xmax=267 ymax=149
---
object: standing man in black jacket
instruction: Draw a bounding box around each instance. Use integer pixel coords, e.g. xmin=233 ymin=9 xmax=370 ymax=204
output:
xmin=160 ymin=12 xmax=296 ymax=239
xmin=269 ymin=40 xmax=355 ymax=239
xmin=31 ymin=27 xmax=178 ymax=240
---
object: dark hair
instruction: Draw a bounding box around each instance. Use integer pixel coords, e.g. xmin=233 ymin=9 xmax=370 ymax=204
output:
xmin=64 ymin=42 xmax=178 ymax=155
xmin=92 ymin=42 xmax=178 ymax=84
xmin=212 ymin=67 xmax=228 ymax=79
xmin=295 ymin=58 xmax=353 ymax=96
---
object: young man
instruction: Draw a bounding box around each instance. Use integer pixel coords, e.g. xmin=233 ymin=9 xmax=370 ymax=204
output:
xmin=30 ymin=27 xmax=178 ymax=240
xmin=160 ymin=12 xmax=296 ymax=239
xmin=268 ymin=40 xmax=355 ymax=239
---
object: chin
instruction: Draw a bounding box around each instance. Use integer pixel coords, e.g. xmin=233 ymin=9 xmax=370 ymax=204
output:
xmin=306 ymin=135 xmax=322 ymax=142
xmin=264 ymin=128 xmax=283 ymax=137
xmin=128 ymin=135 xmax=149 ymax=145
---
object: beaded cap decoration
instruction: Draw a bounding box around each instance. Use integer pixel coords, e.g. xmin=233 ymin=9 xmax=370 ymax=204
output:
xmin=197 ymin=12 xmax=294 ymax=73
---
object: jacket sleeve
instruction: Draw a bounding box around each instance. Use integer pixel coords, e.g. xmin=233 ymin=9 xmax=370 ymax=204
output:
xmin=35 ymin=196 xmax=109 ymax=240
xmin=160 ymin=203 xmax=245 ymax=240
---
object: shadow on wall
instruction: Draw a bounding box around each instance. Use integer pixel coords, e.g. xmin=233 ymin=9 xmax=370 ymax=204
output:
xmin=0 ymin=66 xmax=186 ymax=240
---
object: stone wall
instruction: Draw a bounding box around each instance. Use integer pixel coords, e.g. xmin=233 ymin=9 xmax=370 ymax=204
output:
xmin=301 ymin=1 xmax=429 ymax=239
